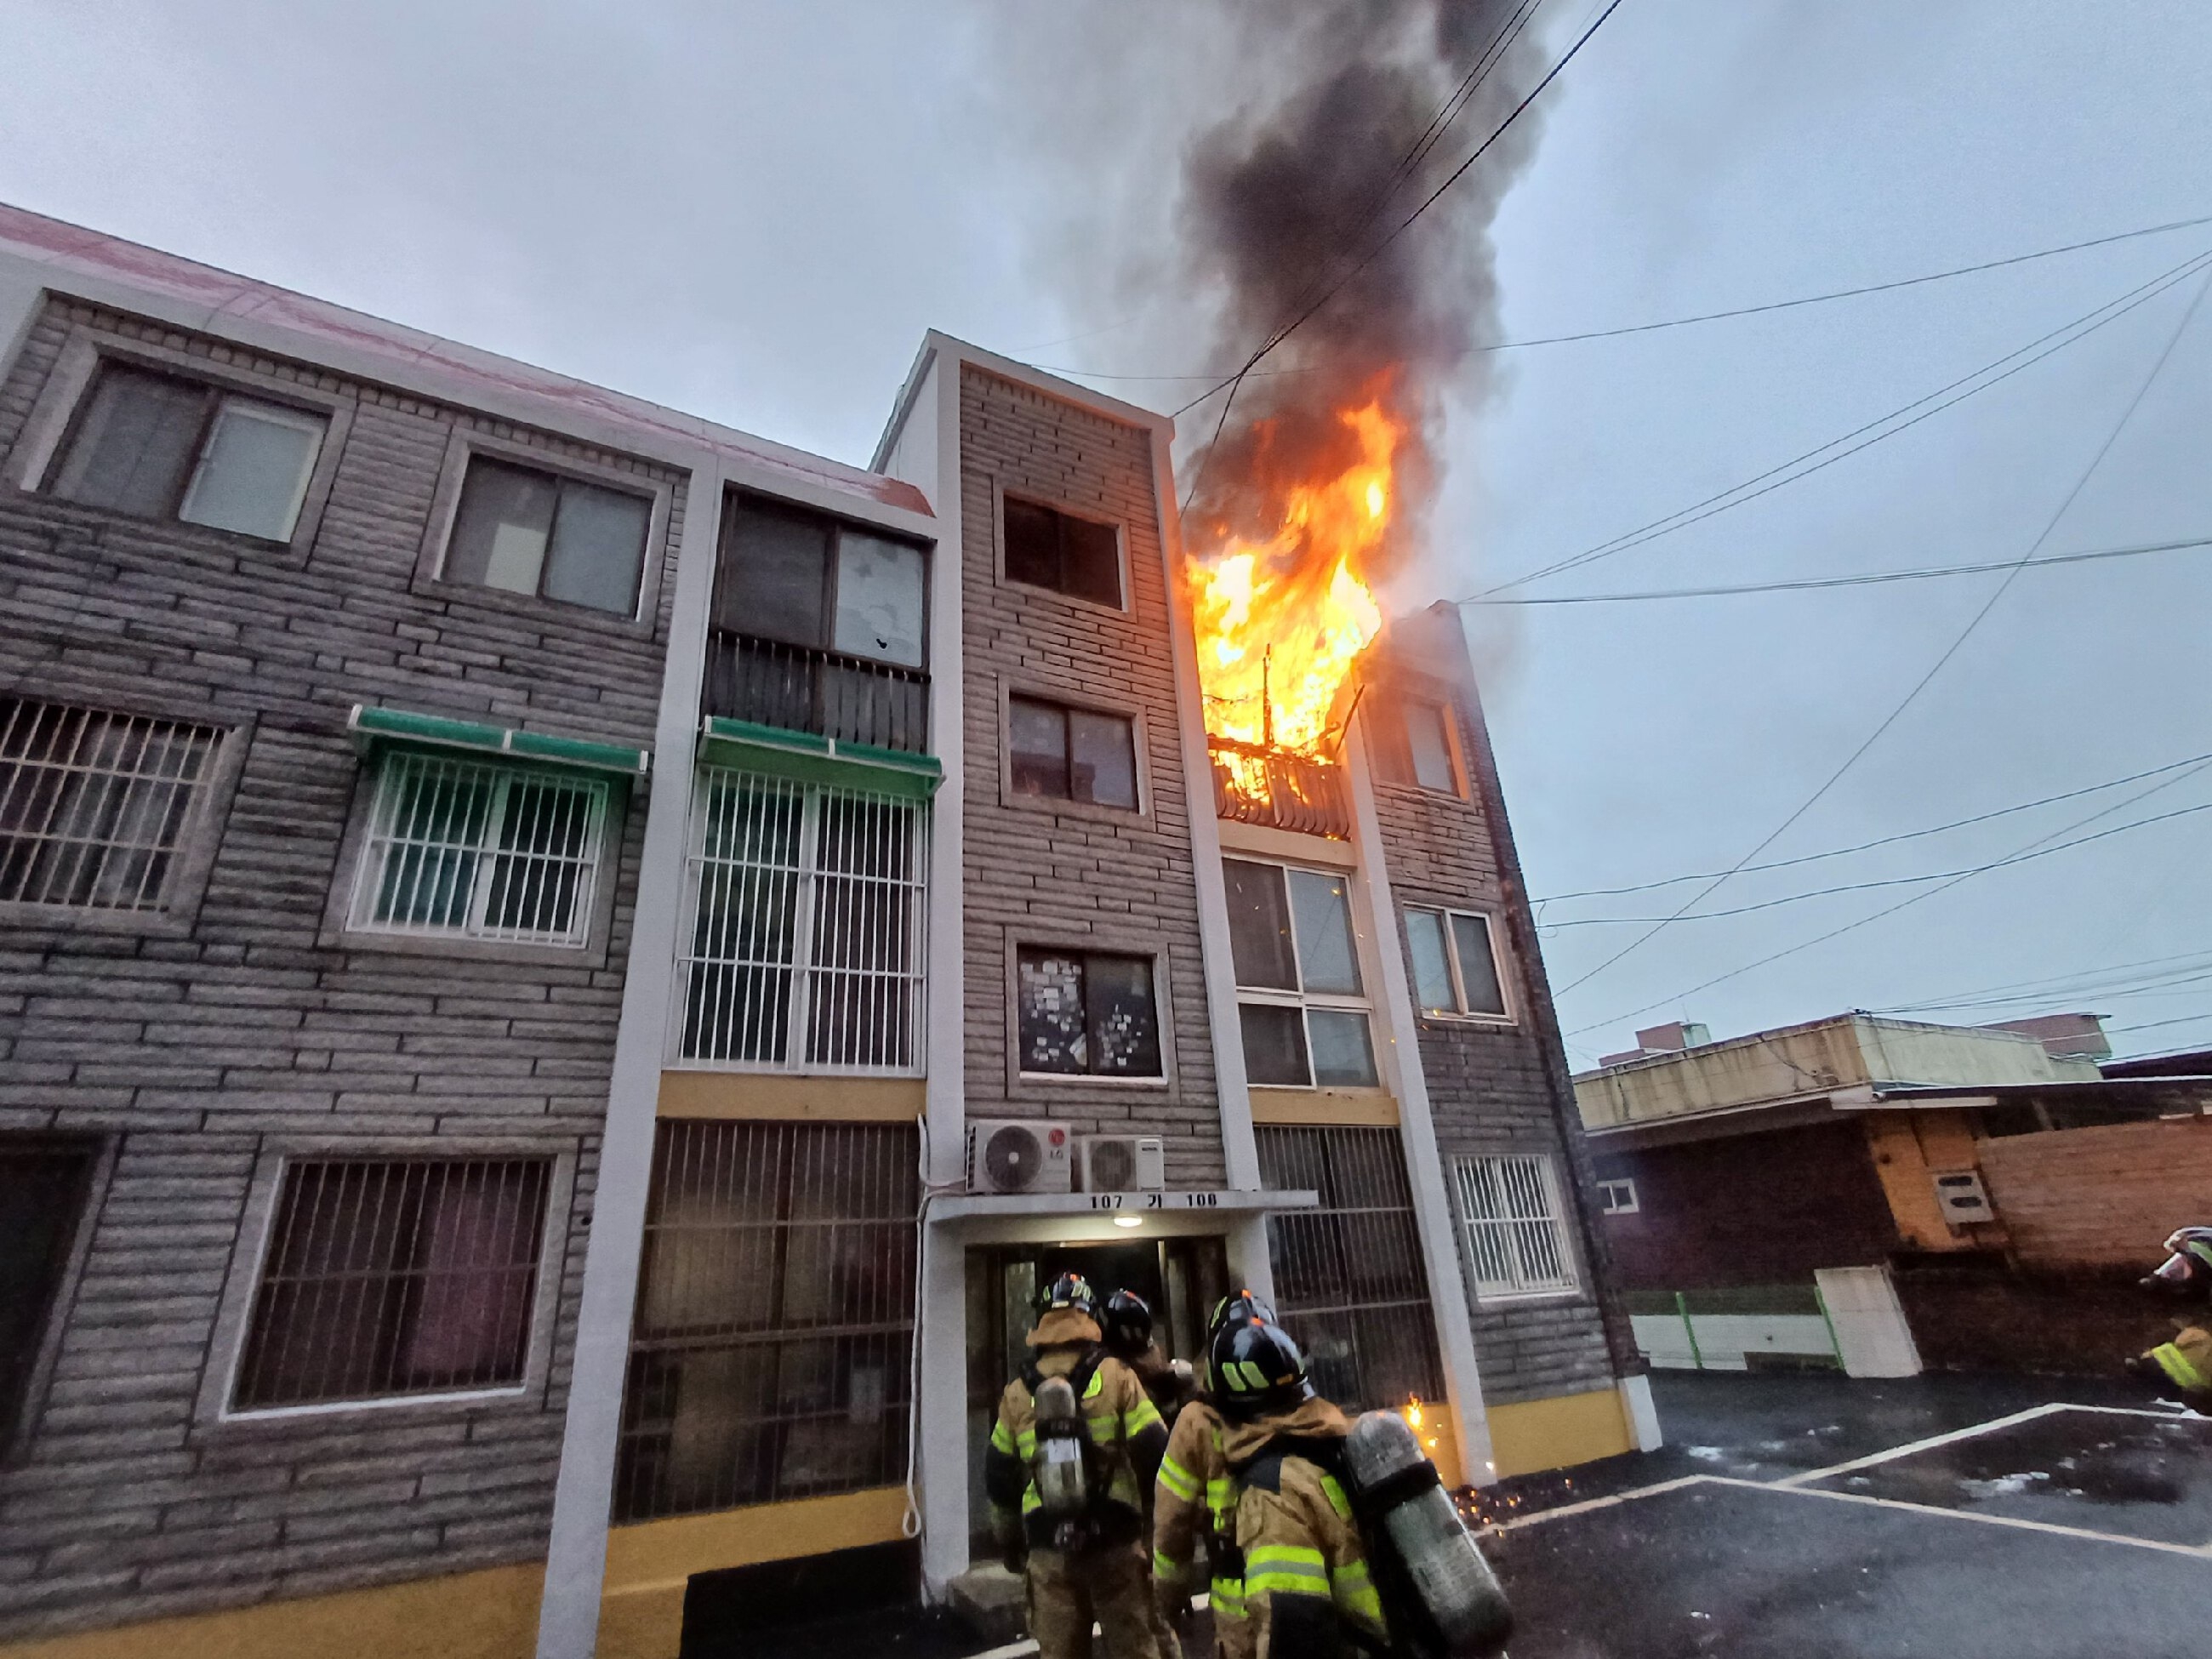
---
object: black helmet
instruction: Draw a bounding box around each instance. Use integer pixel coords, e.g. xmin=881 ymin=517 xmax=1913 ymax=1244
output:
xmin=1038 ymin=1271 xmax=1099 ymax=1319
xmin=1207 ymin=1289 xmax=1274 ymax=1340
xmin=2146 ymin=1227 xmax=2212 ymax=1292
xmin=1102 ymin=1289 xmax=1153 ymax=1355
xmin=1209 ymin=1315 xmax=1313 ymax=1419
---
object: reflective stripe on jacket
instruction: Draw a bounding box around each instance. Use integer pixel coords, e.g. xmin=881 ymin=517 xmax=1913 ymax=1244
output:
xmin=985 ymin=1347 xmax=1166 ymax=1546
xmin=2149 ymin=1325 xmax=2212 ymax=1393
xmin=1225 ymin=1400 xmax=1386 ymax=1659
xmin=1153 ymin=1398 xmax=1246 ymax=1625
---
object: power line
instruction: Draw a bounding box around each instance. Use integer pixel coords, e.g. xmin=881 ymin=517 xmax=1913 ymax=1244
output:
xmin=1533 ymin=748 xmax=2212 ymax=903
xmin=1548 ymin=265 xmax=2212 ymax=998
xmin=1540 ymin=802 xmax=2212 ymax=928
xmin=1469 ymin=533 xmax=2211 ymax=606
xmin=1565 ymin=755 xmax=2212 ymax=1038
xmin=1875 ymin=949 xmax=2212 ymax=1015
xmin=1473 ymin=245 xmax=2212 ymax=599
xmin=1035 ymin=210 xmax=2212 ymax=384
xmin=1170 ymin=0 xmax=1630 ymax=423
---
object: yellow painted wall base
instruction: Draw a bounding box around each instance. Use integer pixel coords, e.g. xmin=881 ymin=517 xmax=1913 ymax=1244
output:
xmin=598 ymin=1485 xmax=913 ymax=1659
xmin=0 ymin=1562 xmax=543 ymax=1659
xmin=1485 ymin=1388 xmax=1635 ymax=1479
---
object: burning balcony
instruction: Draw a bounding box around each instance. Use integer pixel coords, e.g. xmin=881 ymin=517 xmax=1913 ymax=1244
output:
xmin=702 ymin=630 xmax=928 ymax=755
xmin=1209 ymin=733 xmax=1350 ymax=839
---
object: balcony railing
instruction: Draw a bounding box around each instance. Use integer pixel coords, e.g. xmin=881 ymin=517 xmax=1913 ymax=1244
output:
xmin=703 ymin=630 xmax=928 ymax=754
xmin=1210 ymin=736 xmax=1351 ymax=839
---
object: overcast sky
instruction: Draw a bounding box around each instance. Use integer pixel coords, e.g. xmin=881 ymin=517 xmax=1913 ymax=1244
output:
xmin=4 ymin=0 xmax=2208 ymax=1066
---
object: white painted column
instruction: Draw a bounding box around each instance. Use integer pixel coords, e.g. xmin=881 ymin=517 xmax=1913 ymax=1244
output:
xmin=1342 ymin=726 xmax=1495 ymax=1485
xmin=915 ymin=351 xmax=973 ymax=1598
xmin=533 ymin=461 xmax=726 ymax=1659
xmin=1147 ymin=427 xmax=1275 ymax=1311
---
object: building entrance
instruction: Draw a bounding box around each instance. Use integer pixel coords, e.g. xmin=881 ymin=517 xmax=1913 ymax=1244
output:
xmin=962 ymin=1233 xmax=1231 ymax=1554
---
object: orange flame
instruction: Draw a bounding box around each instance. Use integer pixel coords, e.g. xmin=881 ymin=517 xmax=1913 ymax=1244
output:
xmin=1188 ymin=399 xmax=1399 ymax=760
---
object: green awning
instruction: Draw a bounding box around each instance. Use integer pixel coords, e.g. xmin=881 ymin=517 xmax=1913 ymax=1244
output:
xmin=347 ymin=704 xmax=651 ymax=777
xmin=697 ymin=715 xmax=943 ymax=801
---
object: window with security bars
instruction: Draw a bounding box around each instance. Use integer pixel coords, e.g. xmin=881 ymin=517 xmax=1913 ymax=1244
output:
xmin=0 ymin=698 xmax=224 ymax=913
xmin=1451 ymin=1154 xmax=1579 ymax=1299
xmin=615 ymin=1120 xmax=919 ymax=1519
xmin=347 ymin=751 xmax=607 ymax=947
xmin=676 ymin=767 xmax=929 ymax=1072
xmin=231 ymin=1157 xmax=552 ymax=1411
xmin=1254 ymin=1125 xmax=1445 ymax=1414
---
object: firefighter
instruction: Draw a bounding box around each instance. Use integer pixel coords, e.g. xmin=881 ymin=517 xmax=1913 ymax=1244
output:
xmin=1211 ymin=1316 xmax=1386 ymax=1659
xmin=986 ymin=1272 xmax=1171 ymax=1659
xmin=1104 ymin=1289 xmax=1189 ymax=1422
xmin=2130 ymin=1225 xmax=2212 ymax=1415
xmin=1154 ymin=1292 xmax=1269 ymax=1659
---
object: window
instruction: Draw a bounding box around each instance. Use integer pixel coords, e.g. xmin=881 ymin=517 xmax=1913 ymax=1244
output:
xmin=231 ymin=1157 xmax=552 ymax=1411
xmin=1002 ymin=496 xmax=1122 ymax=607
xmin=1451 ymin=1154 xmax=1578 ymax=1299
xmin=1255 ymin=1126 xmax=1445 ymax=1414
xmin=678 ymin=769 xmax=930 ymax=1071
xmin=50 ymin=361 xmax=326 ymax=541
xmin=0 ymin=698 xmax=225 ymax=914
xmin=615 ymin=1120 xmax=918 ymax=1519
xmin=347 ymin=752 xmax=608 ymax=948
xmin=444 ymin=454 xmax=653 ymax=617
xmin=1008 ymin=695 xmax=1138 ymax=809
xmin=1405 ymin=908 xmax=1508 ymax=1020
xmin=1370 ymin=695 xmax=1462 ymax=795
xmin=1017 ymin=947 xmax=1163 ymax=1078
xmin=715 ymin=496 xmax=926 ymax=668
xmin=1598 ymin=1177 xmax=1639 ymax=1216
xmin=0 ymin=1138 xmax=97 ymax=1440
xmin=1223 ymin=858 xmax=1377 ymax=1088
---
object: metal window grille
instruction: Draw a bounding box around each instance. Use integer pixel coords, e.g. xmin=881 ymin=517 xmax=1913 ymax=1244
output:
xmin=1255 ymin=1126 xmax=1445 ymax=1413
xmin=1452 ymin=1154 xmax=1579 ymax=1298
xmin=348 ymin=751 xmax=607 ymax=946
xmin=232 ymin=1157 xmax=552 ymax=1411
xmin=676 ymin=767 xmax=929 ymax=1072
xmin=615 ymin=1120 xmax=920 ymax=1520
xmin=0 ymin=698 xmax=223 ymax=912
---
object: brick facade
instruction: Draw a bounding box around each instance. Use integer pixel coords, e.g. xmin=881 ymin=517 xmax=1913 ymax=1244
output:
xmin=954 ymin=365 xmax=1225 ymax=1186
xmin=1365 ymin=624 xmax=1639 ymax=1402
xmin=0 ymin=296 xmax=681 ymax=1638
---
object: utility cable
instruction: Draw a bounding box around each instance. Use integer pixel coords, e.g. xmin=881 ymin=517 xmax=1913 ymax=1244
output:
xmin=1550 ymin=264 xmax=2212 ymax=997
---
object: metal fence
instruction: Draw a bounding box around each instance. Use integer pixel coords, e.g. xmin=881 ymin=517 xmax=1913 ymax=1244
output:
xmin=348 ymin=751 xmax=607 ymax=946
xmin=1209 ymin=736 xmax=1351 ymax=840
xmin=704 ymin=630 xmax=929 ymax=754
xmin=232 ymin=1157 xmax=552 ymax=1410
xmin=675 ymin=767 xmax=929 ymax=1072
xmin=615 ymin=1120 xmax=920 ymax=1520
xmin=1255 ymin=1125 xmax=1445 ymax=1413
xmin=0 ymin=697 xmax=223 ymax=911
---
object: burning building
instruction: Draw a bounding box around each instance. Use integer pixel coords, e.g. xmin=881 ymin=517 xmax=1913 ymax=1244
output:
xmin=0 ymin=202 xmax=1643 ymax=1659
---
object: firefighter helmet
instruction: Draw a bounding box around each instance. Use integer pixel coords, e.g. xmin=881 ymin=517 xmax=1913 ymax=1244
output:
xmin=1206 ymin=1289 xmax=1274 ymax=1339
xmin=1038 ymin=1271 xmax=1100 ymax=1319
xmin=1102 ymin=1289 xmax=1153 ymax=1355
xmin=2146 ymin=1227 xmax=2212 ymax=1292
xmin=1209 ymin=1314 xmax=1314 ymax=1419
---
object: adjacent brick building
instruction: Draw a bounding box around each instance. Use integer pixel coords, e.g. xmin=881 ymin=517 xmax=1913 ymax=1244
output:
xmin=0 ymin=211 xmax=1645 ymax=1659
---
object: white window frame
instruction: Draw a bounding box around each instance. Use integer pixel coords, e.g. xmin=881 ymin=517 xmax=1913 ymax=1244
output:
xmin=1598 ymin=1177 xmax=1639 ymax=1216
xmin=672 ymin=766 xmax=931 ymax=1076
xmin=1226 ymin=855 xmax=1379 ymax=1091
xmin=1405 ymin=905 xmax=1514 ymax=1023
xmin=1451 ymin=1153 xmax=1581 ymax=1302
xmin=345 ymin=751 xmax=609 ymax=949
xmin=176 ymin=396 xmax=328 ymax=541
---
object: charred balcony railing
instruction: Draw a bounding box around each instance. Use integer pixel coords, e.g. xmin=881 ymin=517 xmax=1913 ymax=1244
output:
xmin=1210 ymin=735 xmax=1352 ymax=839
xmin=703 ymin=630 xmax=928 ymax=754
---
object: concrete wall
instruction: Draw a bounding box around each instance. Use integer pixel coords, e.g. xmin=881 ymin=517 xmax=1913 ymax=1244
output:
xmin=0 ymin=294 xmax=680 ymax=1641
xmin=952 ymin=364 xmax=1224 ymax=1185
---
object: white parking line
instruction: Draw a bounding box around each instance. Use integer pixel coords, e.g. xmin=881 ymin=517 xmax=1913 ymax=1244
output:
xmin=1774 ymin=1402 xmax=2072 ymax=1486
xmin=1701 ymin=1476 xmax=2212 ymax=1560
xmin=1480 ymin=1475 xmax=1712 ymax=1536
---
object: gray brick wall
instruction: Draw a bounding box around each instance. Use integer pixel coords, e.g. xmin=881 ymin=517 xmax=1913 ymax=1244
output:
xmin=1368 ymin=651 xmax=1639 ymax=1405
xmin=0 ymin=295 xmax=676 ymax=1638
xmin=955 ymin=367 xmax=1225 ymax=1187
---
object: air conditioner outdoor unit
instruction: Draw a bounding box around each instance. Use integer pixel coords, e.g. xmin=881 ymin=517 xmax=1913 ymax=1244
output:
xmin=1077 ymin=1135 xmax=1166 ymax=1194
xmin=968 ymin=1120 xmax=1074 ymax=1194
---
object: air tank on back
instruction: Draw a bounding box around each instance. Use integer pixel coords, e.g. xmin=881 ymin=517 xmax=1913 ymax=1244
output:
xmin=1343 ymin=1409 xmax=1514 ymax=1657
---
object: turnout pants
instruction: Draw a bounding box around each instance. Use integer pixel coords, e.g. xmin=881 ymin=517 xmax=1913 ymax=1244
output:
xmin=1028 ymin=1540 xmax=1166 ymax=1659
